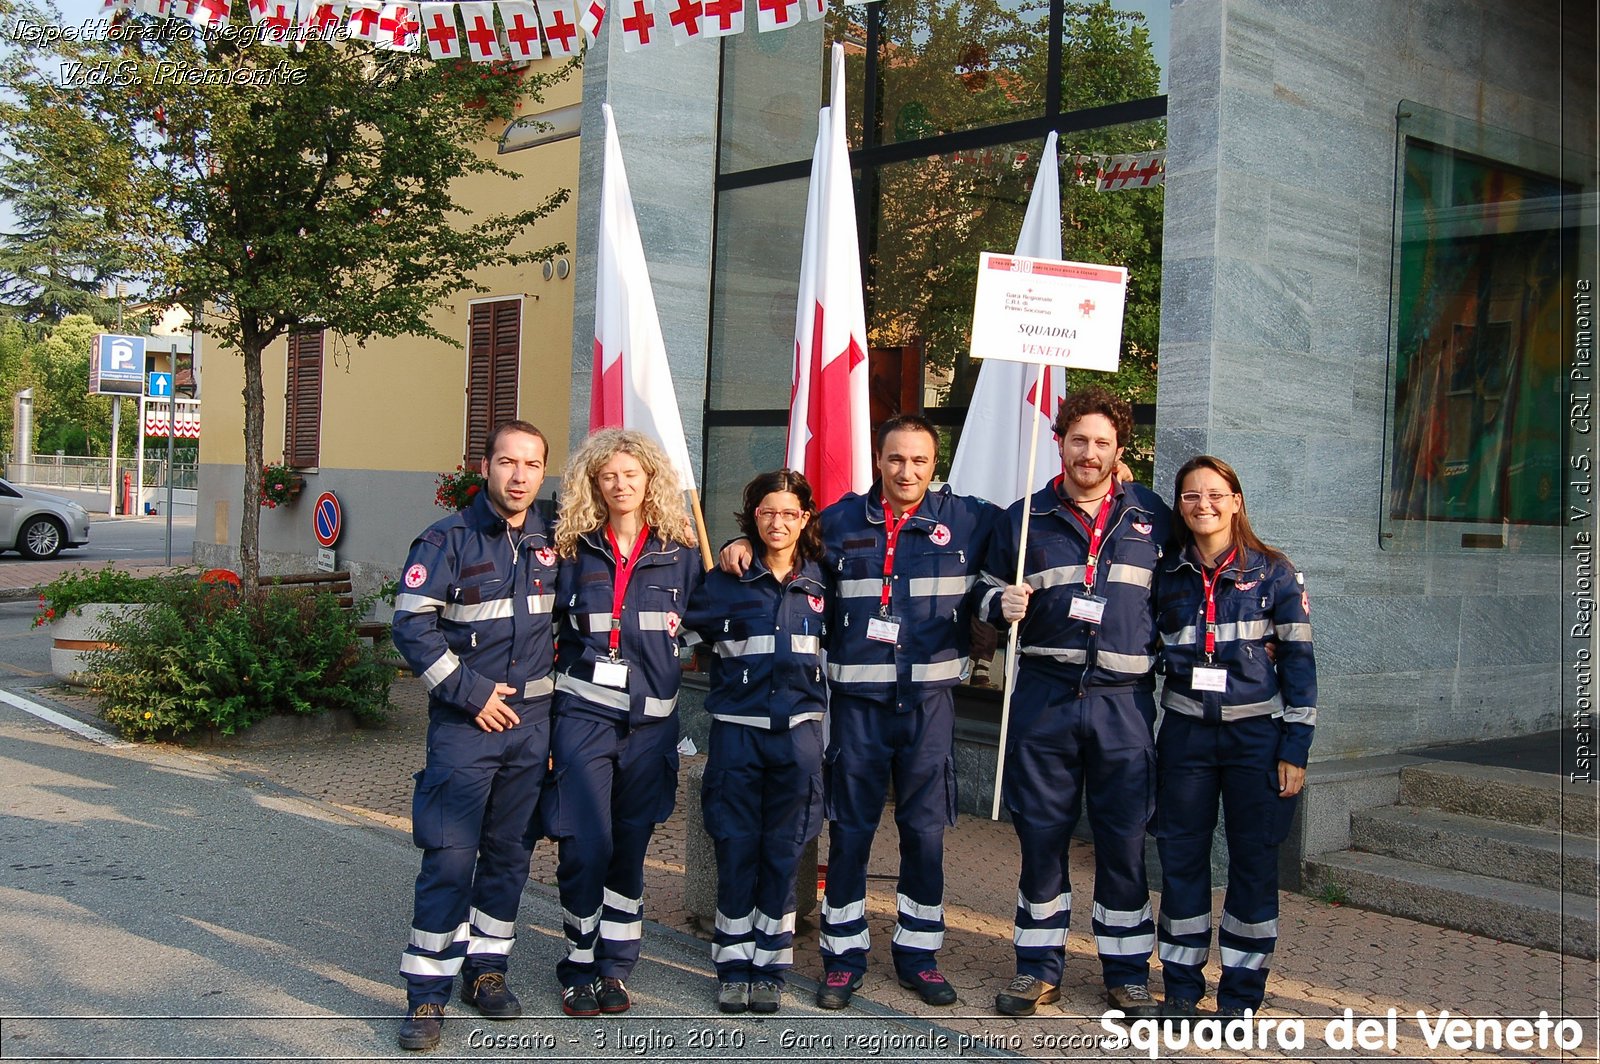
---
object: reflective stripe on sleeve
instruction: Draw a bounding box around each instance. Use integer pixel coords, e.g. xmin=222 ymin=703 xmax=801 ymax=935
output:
xmin=420 ymin=650 xmax=461 ymax=690
xmin=393 ymin=593 xmax=445 ymax=615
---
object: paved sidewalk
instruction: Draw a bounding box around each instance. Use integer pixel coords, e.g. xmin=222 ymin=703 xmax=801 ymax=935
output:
xmin=33 ymin=670 xmax=1598 ymax=1061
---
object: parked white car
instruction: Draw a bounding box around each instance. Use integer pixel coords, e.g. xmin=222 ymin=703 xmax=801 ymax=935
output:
xmin=0 ymin=478 xmax=92 ymax=559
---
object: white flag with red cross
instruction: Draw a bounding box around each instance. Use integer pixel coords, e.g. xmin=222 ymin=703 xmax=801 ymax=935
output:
xmin=801 ymin=0 xmax=821 ymax=22
xmin=755 ymin=0 xmax=798 ymax=33
xmin=536 ymin=0 xmax=580 ymax=55
xmin=419 ymin=2 xmax=462 ymax=58
xmin=786 ymin=43 xmax=871 ymax=509
xmin=375 ymin=0 xmax=421 ymax=49
xmin=167 ymin=0 xmax=197 ymax=21
xmin=577 ymin=0 xmax=605 ymax=44
xmin=186 ymin=0 xmax=229 ymax=26
xmin=245 ymin=0 xmax=268 ymax=22
xmin=617 ymin=0 xmax=658 ymax=50
xmin=456 ymin=3 xmax=502 ymax=61
xmin=661 ymin=0 xmax=700 ymax=44
xmin=698 ymin=0 xmax=741 ymax=38
xmin=345 ymin=0 xmax=383 ymax=39
xmin=946 ymin=131 xmax=1067 ymax=508
xmin=101 ymin=0 xmax=133 ymax=14
xmin=299 ymin=0 xmax=346 ymax=43
xmin=497 ymin=1 xmax=542 ymax=59
xmin=591 ymin=103 xmax=699 ymax=491
xmin=257 ymin=0 xmax=296 ymax=44
xmin=134 ymin=0 xmax=171 ymax=17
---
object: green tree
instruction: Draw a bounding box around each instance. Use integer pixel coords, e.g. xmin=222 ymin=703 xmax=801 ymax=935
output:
xmin=31 ymin=313 xmax=114 ymax=455
xmin=0 ymin=3 xmax=571 ymax=590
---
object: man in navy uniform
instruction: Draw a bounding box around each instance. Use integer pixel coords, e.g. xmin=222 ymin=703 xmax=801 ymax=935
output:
xmin=390 ymin=420 xmax=561 ymax=1051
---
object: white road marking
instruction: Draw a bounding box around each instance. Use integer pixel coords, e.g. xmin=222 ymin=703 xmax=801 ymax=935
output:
xmin=0 ymin=688 xmax=130 ymax=747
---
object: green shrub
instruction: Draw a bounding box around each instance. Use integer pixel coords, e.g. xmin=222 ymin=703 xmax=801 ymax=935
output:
xmin=33 ymin=566 xmax=174 ymax=627
xmin=90 ymin=580 xmax=391 ymax=741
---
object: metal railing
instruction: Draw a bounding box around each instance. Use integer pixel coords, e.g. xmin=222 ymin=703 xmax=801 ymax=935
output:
xmin=2 ymin=454 xmax=198 ymax=491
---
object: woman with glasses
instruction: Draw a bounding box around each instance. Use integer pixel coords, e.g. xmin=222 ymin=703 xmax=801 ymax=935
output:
xmin=546 ymin=429 xmax=704 ymax=1018
xmin=1152 ymin=456 xmax=1316 ymax=1025
xmin=683 ymin=470 xmax=829 ymax=1016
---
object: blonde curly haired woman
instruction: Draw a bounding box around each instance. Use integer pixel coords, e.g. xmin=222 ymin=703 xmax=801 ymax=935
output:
xmin=544 ymin=429 xmax=703 ymax=1017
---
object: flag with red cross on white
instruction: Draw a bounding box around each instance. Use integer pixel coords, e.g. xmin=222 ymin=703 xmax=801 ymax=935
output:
xmin=257 ymin=0 xmax=297 ymax=46
xmin=458 ymin=2 xmax=503 ymax=61
xmin=345 ymin=0 xmax=383 ymax=39
xmin=245 ymin=0 xmax=269 ymax=22
xmin=419 ymin=2 xmax=463 ymax=58
xmin=496 ymin=0 xmax=543 ymax=59
xmin=299 ymin=0 xmax=346 ymax=42
xmin=536 ymin=0 xmax=580 ymax=55
xmin=578 ymin=0 xmax=606 ymax=45
xmin=698 ymin=0 xmax=741 ymax=37
xmin=100 ymin=0 xmax=133 ymax=13
xmin=755 ymin=0 xmax=797 ymax=32
xmin=618 ymin=0 xmax=658 ymax=50
xmin=186 ymin=0 xmax=229 ymax=25
xmin=662 ymin=0 xmax=700 ymax=45
xmin=375 ymin=0 xmax=421 ymax=49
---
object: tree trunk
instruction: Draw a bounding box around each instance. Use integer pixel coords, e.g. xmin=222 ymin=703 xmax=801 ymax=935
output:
xmin=239 ymin=333 xmax=265 ymax=596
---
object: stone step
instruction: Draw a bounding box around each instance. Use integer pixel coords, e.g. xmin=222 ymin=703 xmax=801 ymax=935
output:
xmin=1399 ymin=762 xmax=1596 ymax=837
xmin=1352 ymin=805 xmax=1598 ymax=897
xmin=1303 ymin=850 xmax=1597 ymax=959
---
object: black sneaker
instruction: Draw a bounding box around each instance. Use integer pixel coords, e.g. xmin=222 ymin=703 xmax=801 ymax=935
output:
xmin=595 ymin=976 xmax=631 ymax=1014
xmin=1106 ymin=983 xmax=1161 ymax=1020
xmin=397 ymin=1003 xmax=443 ymax=1051
xmin=1162 ymin=996 xmax=1201 ymax=1029
xmin=749 ymin=980 xmax=782 ymax=1014
xmin=460 ymin=971 xmax=521 ymax=1020
xmin=815 ymin=970 xmax=862 ymax=1010
xmin=897 ymin=969 xmax=958 ymax=1006
xmin=995 ymin=973 xmax=1059 ymax=1017
xmin=561 ymin=982 xmax=600 ymax=1017
xmin=1211 ymin=1004 xmax=1253 ymax=1035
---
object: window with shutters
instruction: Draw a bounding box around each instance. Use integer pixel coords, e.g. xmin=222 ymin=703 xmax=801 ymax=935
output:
xmin=284 ymin=328 xmax=324 ymax=469
xmin=465 ymin=299 xmax=522 ymax=464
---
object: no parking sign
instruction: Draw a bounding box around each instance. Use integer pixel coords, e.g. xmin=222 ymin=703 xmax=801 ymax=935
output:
xmin=313 ymin=491 xmax=342 ymax=548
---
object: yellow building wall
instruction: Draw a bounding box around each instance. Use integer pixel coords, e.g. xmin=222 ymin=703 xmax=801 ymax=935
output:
xmin=202 ymin=62 xmax=581 ymax=478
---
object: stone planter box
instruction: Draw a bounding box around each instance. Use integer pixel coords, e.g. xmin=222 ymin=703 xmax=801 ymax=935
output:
xmin=49 ymin=603 xmax=151 ymax=686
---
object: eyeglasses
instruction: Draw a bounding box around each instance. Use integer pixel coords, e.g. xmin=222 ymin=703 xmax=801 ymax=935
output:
xmin=1179 ymin=491 xmax=1238 ymax=506
xmin=755 ymin=507 xmax=805 ymax=522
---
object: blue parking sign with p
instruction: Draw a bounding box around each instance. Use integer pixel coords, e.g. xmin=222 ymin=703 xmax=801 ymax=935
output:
xmin=92 ymin=333 xmax=145 ymax=395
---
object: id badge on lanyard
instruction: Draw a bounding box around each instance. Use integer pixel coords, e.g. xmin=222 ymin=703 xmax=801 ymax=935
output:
xmin=597 ymin=526 xmax=649 ymax=689
xmin=1070 ymin=492 xmax=1115 ymax=625
xmin=870 ymin=505 xmax=911 ymax=644
xmin=1194 ymin=548 xmax=1238 ymax=694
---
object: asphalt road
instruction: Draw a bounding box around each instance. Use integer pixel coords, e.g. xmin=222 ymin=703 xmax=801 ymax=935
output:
xmin=0 ymin=693 xmax=1006 ymax=1062
xmin=0 ymin=513 xmax=198 ymax=568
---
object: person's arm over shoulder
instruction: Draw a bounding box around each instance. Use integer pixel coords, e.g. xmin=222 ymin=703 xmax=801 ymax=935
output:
xmin=681 ymin=563 xmax=722 ymax=644
xmin=390 ymin=525 xmax=498 ymax=717
xmin=1270 ymin=557 xmax=1317 ymax=767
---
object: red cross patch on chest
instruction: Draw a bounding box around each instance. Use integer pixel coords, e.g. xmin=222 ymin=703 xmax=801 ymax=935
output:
xmin=929 ymin=523 xmax=951 ymax=546
xmin=536 ymin=548 xmax=556 ymax=567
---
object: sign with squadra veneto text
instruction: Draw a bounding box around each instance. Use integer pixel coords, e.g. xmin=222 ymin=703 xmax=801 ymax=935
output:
xmin=969 ymin=253 xmax=1128 ymax=373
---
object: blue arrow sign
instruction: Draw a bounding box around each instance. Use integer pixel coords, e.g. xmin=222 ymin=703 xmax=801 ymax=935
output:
xmin=148 ymin=372 xmax=173 ymax=398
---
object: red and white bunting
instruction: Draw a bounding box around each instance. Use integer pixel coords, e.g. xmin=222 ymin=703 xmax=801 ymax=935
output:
xmin=419 ymin=2 xmax=462 ymax=57
xmin=245 ymin=0 xmax=269 ymax=22
xmin=618 ymin=0 xmax=658 ymax=50
xmin=457 ymin=2 xmax=502 ymax=61
xmin=186 ymin=0 xmax=228 ymax=23
xmin=1096 ymin=151 xmax=1165 ymax=191
xmin=346 ymin=1 xmax=382 ymax=39
xmin=662 ymin=0 xmax=700 ymax=45
xmin=755 ymin=0 xmax=797 ymax=33
xmin=698 ymin=0 xmax=741 ymax=37
xmin=257 ymin=0 xmax=296 ymax=45
xmin=497 ymin=1 xmax=542 ymax=59
xmin=536 ymin=0 xmax=580 ymax=55
xmin=300 ymin=0 xmax=346 ymax=41
xmin=375 ymin=0 xmax=421 ymax=49
xmin=134 ymin=0 xmax=171 ymax=17
xmin=578 ymin=0 xmax=606 ymax=45
xmin=167 ymin=0 xmax=197 ymax=21
xmin=101 ymin=0 xmax=134 ymax=13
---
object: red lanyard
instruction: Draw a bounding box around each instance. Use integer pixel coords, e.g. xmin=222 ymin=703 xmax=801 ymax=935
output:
xmin=605 ymin=524 xmax=651 ymax=656
xmin=880 ymin=500 xmax=919 ymax=612
xmin=1067 ymin=489 xmax=1116 ymax=592
xmin=1200 ymin=547 xmax=1238 ymax=660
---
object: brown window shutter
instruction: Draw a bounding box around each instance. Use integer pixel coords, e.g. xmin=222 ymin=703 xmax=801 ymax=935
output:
xmin=285 ymin=329 xmax=324 ymax=468
xmin=466 ymin=299 xmax=521 ymax=464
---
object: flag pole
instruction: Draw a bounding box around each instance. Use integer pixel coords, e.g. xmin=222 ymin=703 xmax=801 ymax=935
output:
xmin=687 ymin=487 xmax=714 ymax=571
xmin=991 ymin=361 xmax=1047 ymax=821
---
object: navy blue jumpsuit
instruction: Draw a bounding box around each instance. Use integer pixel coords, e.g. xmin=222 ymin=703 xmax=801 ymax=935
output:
xmin=544 ymin=528 xmax=703 ymax=989
xmin=816 ymin=484 xmax=998 ymax=981
xmin=683 ymin=557 xmax=829 ymax=985
xmin=391 ymin=493 xmax=560 ymax=1007
xmin=1153 ymin=546 xmax=1316 ymax=1010
xmin=980 ymin=477 xmax=1171 ymax=990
